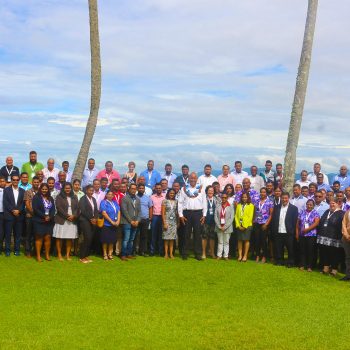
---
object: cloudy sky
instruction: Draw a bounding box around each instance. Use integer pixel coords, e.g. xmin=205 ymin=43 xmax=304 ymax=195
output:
xmin=0 ymin=0 xmax=349 ymax=174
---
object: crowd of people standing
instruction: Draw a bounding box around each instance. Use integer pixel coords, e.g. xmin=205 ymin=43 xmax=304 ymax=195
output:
xmin=1 ymin=151 xmax=350 ymax=282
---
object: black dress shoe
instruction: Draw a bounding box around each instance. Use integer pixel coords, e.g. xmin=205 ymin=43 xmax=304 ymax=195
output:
xmin=195 ymin=256 xmax=203 ymax=261
xmin=286 ymin=264 xmax=293 ymax=268
xmin=339 ymin=276 xmax=350 ymax=281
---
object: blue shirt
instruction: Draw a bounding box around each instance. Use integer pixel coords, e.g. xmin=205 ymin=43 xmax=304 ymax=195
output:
xmin=332 ymin=175 xmax=350 ymax=191
xmin=290 ymin=195 xmax=307 ymax=213
xmin=100 ymin=199 xmax=120 ymax=227
xmin=314 ymin=201 xmax=329 ymax=217
xmin=160 ymin=172 xmax=177 ymax=188
xmin=137 ymin=193 xmax=152 ymax=219
xmin=81 ymin=167 xmax=99 ymax=188
xmin=139 ymin=169 xmax=162 ymax=189
xmin=317 ymin=183 xmax=331 ymax=192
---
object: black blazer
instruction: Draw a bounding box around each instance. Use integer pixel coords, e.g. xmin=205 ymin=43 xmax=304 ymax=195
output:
xmin=79 ymin=195 xmax=98 ymax=222
xmin=271 ymin=203 xmax=298 ymax=235
xmin=32 ymin=194 xmax=55 ymax=224
xmin=3 ymin=186 xmax=25 ymax=221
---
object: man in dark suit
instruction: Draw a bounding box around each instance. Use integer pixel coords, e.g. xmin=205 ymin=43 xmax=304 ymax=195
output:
xmin=3 ymin=175 xmax=25 ymax=256
xmin=271 ymin=191 xmax=298 ymax=267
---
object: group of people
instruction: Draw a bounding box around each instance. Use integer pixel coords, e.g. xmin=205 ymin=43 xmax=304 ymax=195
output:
xmin=1 ymin=151 xmax=350 ymax=282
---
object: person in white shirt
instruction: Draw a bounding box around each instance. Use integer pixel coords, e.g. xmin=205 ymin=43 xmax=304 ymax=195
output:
xmin=296 ymin=170 xmax=311 ymax=188
xmin=43 ymin=158 xmax=59 ymax=183
xmin=248 ymin=166 xmax=265 ymax=192
xmin=161 ymin=163 xmax=177 ymax=189
xmin=197 ymin=164 xmax=218 ymax=191
xmin=178 ymin=172 xmax=207 ymax=260
xmin=307 ymin=163 xmax=329 ymax=185
xmin=231 ymin=161 xmax=248 ymax=185
xmin=217 ymin=165 xmax=236 ymax=192
xmin=272 ymin=192 xmax=299 ymax=267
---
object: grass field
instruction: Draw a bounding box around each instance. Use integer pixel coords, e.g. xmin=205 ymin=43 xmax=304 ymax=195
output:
xmin=1 ymin=254 xmax=350 ymax=350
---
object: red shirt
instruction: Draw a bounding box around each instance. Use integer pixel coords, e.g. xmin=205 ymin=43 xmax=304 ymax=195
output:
xmin=113 ymin=191 xmax=126 ymax=206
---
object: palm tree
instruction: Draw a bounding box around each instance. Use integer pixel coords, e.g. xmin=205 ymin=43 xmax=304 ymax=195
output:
xmin=72 ymin=0 xmax=101 ymax=181
xmin=283 ymin=0 xmax=318 ymax=193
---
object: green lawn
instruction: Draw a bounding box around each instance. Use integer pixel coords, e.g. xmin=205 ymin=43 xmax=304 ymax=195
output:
xmin=0 ymin=255 xmax=349 ymax=350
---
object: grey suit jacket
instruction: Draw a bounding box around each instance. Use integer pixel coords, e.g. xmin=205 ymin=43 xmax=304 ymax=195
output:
xmin=214 ymin=204 xmax=234 ymax=234
xmin=121 ymin=193 xmax=141 ymax=225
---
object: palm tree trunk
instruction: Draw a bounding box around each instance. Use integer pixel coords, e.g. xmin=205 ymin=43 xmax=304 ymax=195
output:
xmin=283 ymin=0 xmax=318 ymax=194
xmin=72 ymin=0 xmax=101 ymax=181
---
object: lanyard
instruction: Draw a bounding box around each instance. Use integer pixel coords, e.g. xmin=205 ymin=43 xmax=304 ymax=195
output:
xmin=327 ymin=210 xmax=338 ymax=220
xmin=107 ymin=200 xmax=117 ymax=215
xmin=169 ymin=200 xmax=175 ymax=212
xmin=183 ymin=176 xmax=188 ymax=185
xmin=148 ymin=171 xmax=152 ymax=183
xmin=30 ymin=164 xmax=37 ymax=172
xmin=208 ymin=199 xmax=214 ymax=208
xmin=87 ymin=196 xmax=95 ymax=211
xmin=240 ymin=204 xmax=246 ymax=217
xmin=258 ymin=199 xmax=266 ymax=212
xmin=221 ymin=206 xmax=227 ymax=218
xmin=88 ymin=169 xmax=95 ymax=178
xmin=6 ymin=167 xmax=14 ymax=176
xmin=305 ymin=211 xmax=312 ymax=223
xmin=274 ymin=198 xmax=280 ymax=206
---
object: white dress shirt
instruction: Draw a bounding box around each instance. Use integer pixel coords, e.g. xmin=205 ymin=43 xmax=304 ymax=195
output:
xmin=231 ymin=170 xmax=249 ymax=185
xmin=290 ymin=195 xmax=307 ymax=213
xmin=43 ymin=167 xmax=60 ymax=182
xmin=177 ymin=187 xmax=207 ymax=217
xmin=161 ymin=172 xmax=177 ymax=188
xmin=278 ymin=204 xmax=289 ymax=233
xmin=295 ymin=179 xmax=311 ymax=187
xmin=12 ymin=187 xmax=19 ymax=205
xmin=197 ymin=174 xmax=218 ymax=190
xmin=0 ymin=187 xmax=4 ymax=212
xmin=307 ymin=172 xmax=329 ymax=185
xmin=248 ymin=175 xmax=265 ymax=191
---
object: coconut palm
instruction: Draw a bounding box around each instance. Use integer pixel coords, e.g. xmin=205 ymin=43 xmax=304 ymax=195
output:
xmin=72 ymin=0 xmax=101 ymax=181
xmin=283 ymin=0 xmax=318 ymax=193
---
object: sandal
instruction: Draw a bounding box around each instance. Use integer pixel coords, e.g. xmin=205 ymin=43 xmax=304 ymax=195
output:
xmin=79 ymin=258 xmax=89 ymax=264
xmin=108 ymin=255 xmax=114 ymax=260
xmin=103 ymin=255 xmax=108 ymax=261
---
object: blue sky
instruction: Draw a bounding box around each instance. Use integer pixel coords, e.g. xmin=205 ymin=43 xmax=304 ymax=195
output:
xmin=0 ymin=0 xmax=349 ymax=174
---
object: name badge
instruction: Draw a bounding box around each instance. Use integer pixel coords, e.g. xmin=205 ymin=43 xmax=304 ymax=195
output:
xmin=169 ymin=216 xmax=174 ymax=220
xmin=209 ymin=209 xmax=213 ymax=215
xmin=220 ymin=218 xmax=225 ymax=225
xmin=45 ymin=210 xmax=49 ymax=215
xmin=323 ymin=220 xmax=328 ymax=227
xmin=304 ymin=223 xmax=309 ymax=229
xmin=7 ymin=176 xmax=11 ymax=182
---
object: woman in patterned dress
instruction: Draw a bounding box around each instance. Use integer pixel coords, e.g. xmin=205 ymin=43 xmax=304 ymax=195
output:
xmin=161 ymin=188 xmax=178 ymax=259
xmin=296 ymin=199 xmax=320 ymax=272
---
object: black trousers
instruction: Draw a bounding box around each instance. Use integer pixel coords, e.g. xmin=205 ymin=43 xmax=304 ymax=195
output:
xmin=229 ymin=227 xmax=237 ymax=258
xmin=25 ymin=217 xmax=34 ymax=254
xmin=253 ymin=223 xmax=268 ymax=258
xmin=0 ymin=213 xmax=4 ymax=253
xmin=183 ymin=210 xmax=202 ymax=258
xmin=138 ymin=218 xmax=149 ymax=254
xmin=177 ymin=224 xmax=185 ymax=256
xmin=275 ymin=232 xmax=294 ymax=265
xmin=299 ymin=236 xmax=316 ymax=268
xmin=319 ymin=245 xmax=342 ymax=270
xmin=79 ymin=220 xmax=95 ymax=259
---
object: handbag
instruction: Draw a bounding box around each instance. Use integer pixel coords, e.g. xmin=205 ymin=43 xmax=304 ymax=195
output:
xmin=97 ymin=216 xmax=104 ymax=228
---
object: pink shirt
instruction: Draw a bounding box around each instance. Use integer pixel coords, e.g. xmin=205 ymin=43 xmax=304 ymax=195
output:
xmin=96 ymin=169 xmax=121 ymax=185
xmin=151 ymin=193 xmax=166 ymax=215
xmin=218 ymin=174 xmax=236 ymax=191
